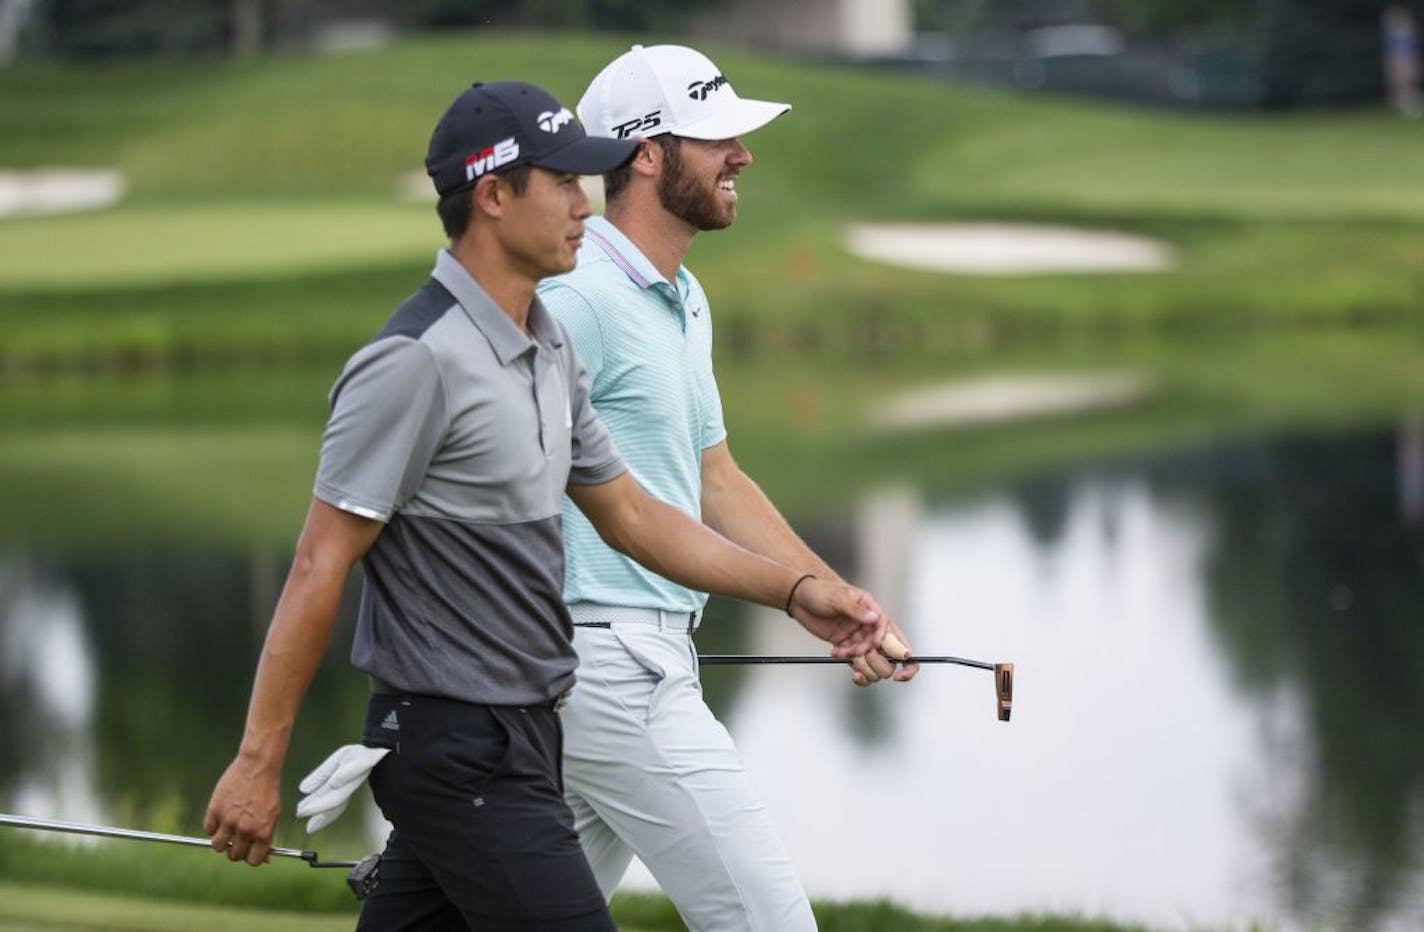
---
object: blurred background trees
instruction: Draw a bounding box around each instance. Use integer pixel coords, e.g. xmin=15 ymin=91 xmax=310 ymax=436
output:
xmin=912 ymin=0 xmax=1424 ymax=108
xmin=6 ymin=0 xmax=1423 ymax=110
xmin=8 ymin=0 xmax=717 ymax=58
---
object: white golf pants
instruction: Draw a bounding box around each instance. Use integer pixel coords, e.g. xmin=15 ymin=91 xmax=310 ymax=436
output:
xmin=561 ymin=606 xmax=817 ymax=932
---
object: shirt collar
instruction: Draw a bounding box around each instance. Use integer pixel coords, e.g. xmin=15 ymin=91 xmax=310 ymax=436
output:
xmin=583 ymin=216 xmax=688 ymax=292
xmin=431 ymin=250 xmax=563 ymax=365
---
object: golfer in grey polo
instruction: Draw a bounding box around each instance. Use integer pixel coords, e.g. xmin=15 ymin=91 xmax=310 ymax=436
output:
xmin=319 ymin=247 xmax=624 ymax=706
xmin=206 ymin=78 xmax=889 ymax=931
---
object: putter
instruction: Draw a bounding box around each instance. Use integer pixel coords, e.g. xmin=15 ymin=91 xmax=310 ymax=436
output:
xmin=0 ymin=812 xmax=381 ymax=899
xmin=698 ymin=654 xmax=1015 ymax=722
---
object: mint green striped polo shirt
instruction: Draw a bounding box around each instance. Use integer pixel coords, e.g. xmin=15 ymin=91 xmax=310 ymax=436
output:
xmin=539 ymin=216 xmax=726 ymax=612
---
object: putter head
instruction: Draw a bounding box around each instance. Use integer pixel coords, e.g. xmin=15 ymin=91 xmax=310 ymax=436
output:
xmin=994 ymin=663 xmax=1014 ymax=722
xmin=346 ymin=853 xmax=381 ymax=900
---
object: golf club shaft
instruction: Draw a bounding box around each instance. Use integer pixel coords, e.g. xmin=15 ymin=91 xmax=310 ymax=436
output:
xmin=0 ymin=813 xmax=357 ymax=868
xmin=697 ymin=654 xmax=995 ymax=671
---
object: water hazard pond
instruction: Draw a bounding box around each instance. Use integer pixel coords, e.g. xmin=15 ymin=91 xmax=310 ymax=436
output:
xmin=3 ymin=420 xmax=1423 ymax=931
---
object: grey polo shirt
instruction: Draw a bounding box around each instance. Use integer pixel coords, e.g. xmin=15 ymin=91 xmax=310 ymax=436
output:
xmin=315 ymin=250 xmax=626 ymax=706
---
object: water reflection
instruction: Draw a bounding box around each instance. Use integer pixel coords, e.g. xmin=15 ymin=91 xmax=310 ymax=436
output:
xmin=1190 ymin=431 xmax=1424 ymax=930
xmin=672 ymin=427 xmax=1423 ymax=931
xmin=0 ymin=561 xmax=100 ymax=823
xmin=683 ymin=476 xmax=1275 ymax=930
xmin=0 ymin=548 xmax=375 ymax=850
xmin=1 ymin=426 xmax=1422 ymax=929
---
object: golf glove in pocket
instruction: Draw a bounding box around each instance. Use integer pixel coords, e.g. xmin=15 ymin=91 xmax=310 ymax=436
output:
xmin=295 ymin=743 xmax=390 ymax=833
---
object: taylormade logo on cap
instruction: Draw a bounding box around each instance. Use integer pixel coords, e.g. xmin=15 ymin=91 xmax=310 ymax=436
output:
xmin=687 ymin=74 xmax=728 ymax=101
xmin=578 ymin=44 xmax=790 ymax=142
xmin=537 ymin=108 xmax=574 ymax=133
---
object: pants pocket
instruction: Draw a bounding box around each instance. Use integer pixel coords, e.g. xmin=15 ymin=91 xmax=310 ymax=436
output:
xmin=611 ymin=626 xmax=694 ymax=726
xmin=440 ymin=705 xmax=514 ymax=798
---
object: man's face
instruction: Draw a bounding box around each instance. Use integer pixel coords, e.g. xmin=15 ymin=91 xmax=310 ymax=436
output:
xmin=656 ymin=136 xmax=753 ymax=232
xmin=498 ymin=166 xmax=591 ymax=278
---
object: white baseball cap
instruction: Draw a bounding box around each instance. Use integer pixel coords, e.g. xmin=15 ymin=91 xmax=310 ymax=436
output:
xmin=578 ymin=44 xmax=791 ymax=142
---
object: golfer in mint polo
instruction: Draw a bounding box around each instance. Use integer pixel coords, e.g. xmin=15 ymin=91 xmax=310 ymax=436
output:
xmin=540 ymin=45 xmax=919 ymax=931
xmin=205 ymin=78 xmax=889 ymax=931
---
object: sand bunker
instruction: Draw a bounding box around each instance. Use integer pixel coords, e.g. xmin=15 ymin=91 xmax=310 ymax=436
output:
xmin=868 ymin=371 xmax=1152 ymax=433
xmin=846 ymin=222 xmax=1173 ymax=275
xmin=0 ymin=169 xmax=125 ymax=218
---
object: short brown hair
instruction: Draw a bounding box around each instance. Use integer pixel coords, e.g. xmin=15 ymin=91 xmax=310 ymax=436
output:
xmin=602 ymin=136 xmax=679 ymax=204
xmin=435 ymin=164 xmax=534 ymax=239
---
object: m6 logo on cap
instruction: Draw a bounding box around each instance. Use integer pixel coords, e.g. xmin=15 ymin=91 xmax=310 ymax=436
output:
xmin=687 ymin=74 xmax=728 ymax=101
xmin=465 ymin=137 xmax=520 ymax=180
xmin=537 ymin=108 xmax=574 ymax=133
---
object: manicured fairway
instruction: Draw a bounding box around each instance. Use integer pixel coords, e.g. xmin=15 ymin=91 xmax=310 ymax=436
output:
xmin=0 ymin=201 xmax=439 ymax=289
xmin=0 ymin=882 xmax=359 ymax=932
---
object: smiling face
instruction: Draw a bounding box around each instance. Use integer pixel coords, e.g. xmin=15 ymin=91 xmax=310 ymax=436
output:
xmin=495 ymin=165 xmax=592 ymax=278
xmin=655 ymin=136 xmax=753 ymax=232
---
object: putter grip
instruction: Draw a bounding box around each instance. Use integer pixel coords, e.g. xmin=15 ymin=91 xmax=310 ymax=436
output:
xmin=881 ymin=630 xmax=911 ymax=661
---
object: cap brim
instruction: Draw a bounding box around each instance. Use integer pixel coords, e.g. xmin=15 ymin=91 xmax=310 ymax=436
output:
xmin=532 ymin=135 xmax=638 ymax=174
xmin=671 ymin=98 xmax=791 ymax=141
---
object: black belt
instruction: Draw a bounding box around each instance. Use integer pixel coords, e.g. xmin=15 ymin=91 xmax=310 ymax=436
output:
xmin=369 ymin=678 xmax=568 ymax=712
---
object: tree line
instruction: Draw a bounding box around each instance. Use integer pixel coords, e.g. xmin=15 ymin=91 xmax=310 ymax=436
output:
xmin=13 ymin=0 xmax=1424 ymax=108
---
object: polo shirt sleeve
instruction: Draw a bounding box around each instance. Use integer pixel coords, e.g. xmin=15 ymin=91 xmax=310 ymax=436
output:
xmin=692 ymin=283 xmax=728 ymax=450
xmin=697 ymin=355 xmax=727 ymax=450
xmin=314 ymin=336 xmax=448 ymax=521
xmin=539 ymin=282 xmax=606 ymax=387
xmin=561 ymin=333 xmax=626 ymax=487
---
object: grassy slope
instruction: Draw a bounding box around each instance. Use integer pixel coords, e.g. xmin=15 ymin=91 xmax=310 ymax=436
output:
xmin=3 ymin=326 xmax=1421 ymax=547
xmin=0 ymin=839 xmax=1150 ymax=932
xmin=3 ymin=32 xmax=1422 ymax=365
xmin=2 ymin=32 xmax=1423 ymax=303
xmin=1 ymin=30 xmax=1422 ymax=533
xmin=0 ymin=884 xmax=358 ymax=932
xmin=4 ymin=31 xmax=1422 ymax=214
xmin=0 ymin=884 xmax=1150 ymax=932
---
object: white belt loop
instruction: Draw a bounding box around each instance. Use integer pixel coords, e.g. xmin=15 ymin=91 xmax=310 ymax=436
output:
xmin=658 ymin=608 xmax=702 ymax=633
xmin=655 ymin=609 xmax=678 ymax=632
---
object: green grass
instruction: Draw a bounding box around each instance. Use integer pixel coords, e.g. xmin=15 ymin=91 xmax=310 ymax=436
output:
xmin=0 ymin=424 xmax=320 ymax=546
xmin=0 ymin=883 xmax=1156 ymax=932
xmin=2 ymin=323 xmax=1420 ymax=546
xmin=2 ymin=30 xmax=1424 ymax=364
xmin=5 ymin=31 xmax=1423 ymax=217
xmin=0 ymin=202 xmax=439 ymax=289
xmin=0 ymin=838 xmax=1154 ymax=931
xmin=1 ymin=36 xmax=1423 ymax=541
xmin=0 ymin=883 xmax=358 ymax=932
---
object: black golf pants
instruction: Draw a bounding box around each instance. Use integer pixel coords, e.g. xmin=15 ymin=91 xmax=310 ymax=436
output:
xmin=355 ymin=693 xmax=614 ymax=931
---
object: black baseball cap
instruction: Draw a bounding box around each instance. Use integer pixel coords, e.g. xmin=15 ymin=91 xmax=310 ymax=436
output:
xmin=426 ymin=81 xmax=637 ymax=197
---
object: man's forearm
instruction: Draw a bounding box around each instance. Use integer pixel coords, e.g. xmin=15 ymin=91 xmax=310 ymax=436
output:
xmin=236 ymin=553 xmax=349 ymax=769
xmin=232 ymin=499 xmax=380 ymax=768
xmin=573 ymin=475 xmax=800 ymax=609
xmin=703 ymin=461 xmax=841 ymax=581
xmin=701 ymin=451 xmax=913 ymax=674
xmin=629 ymin=498 xmax=800 ymax=608
xmin=207 ymin=499 xmax=383 ymax=863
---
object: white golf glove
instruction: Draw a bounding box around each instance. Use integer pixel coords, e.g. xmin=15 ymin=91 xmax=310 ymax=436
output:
xmin=295 ymin=744 xmax=390 ymax=833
